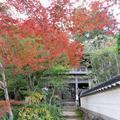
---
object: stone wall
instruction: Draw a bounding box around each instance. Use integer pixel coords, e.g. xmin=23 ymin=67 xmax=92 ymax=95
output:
xmin=79 ymin=107 xmax=115 ymax=120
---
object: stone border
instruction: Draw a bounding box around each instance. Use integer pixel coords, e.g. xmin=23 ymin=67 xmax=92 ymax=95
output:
xmin=79 ymin=107 xmax=116 ymax=120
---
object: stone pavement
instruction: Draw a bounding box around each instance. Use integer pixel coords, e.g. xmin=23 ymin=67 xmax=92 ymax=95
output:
xmin=62 ymin=101 xmax=79 ymax=120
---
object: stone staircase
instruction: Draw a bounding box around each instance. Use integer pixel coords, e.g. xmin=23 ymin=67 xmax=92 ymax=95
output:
xmin=62 ymin=101 xmax=79 ymax=120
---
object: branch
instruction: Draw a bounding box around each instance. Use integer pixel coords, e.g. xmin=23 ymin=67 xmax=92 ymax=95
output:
xmin=0 ymin=81 xmax=5 ymax=90
xmin=0 ymin=62 xmax=4 ymax=71
xmin=22 ymin=0 xmax=44 ymax=27
xmin=49 ymin=88 xmax=55 ymax=106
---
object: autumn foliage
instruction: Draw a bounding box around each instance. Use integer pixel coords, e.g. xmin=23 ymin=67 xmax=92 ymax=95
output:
xmin=0 ymin=100 xmax=26 ymax=117
xmin=0 ymin=0 xmax=117 ymax=70
xmin=0 ymin=18 xmax=84 ymax=71
xmin=0 ymin=0 xmax=84 ymax=72
xmin=71 ymin=1 xmax=117 ymax=35
xmin=0 ymin=0 xmax=119 ymax=118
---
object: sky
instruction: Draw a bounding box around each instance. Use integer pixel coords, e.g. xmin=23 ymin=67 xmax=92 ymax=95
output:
xmin=40 ymin=0 xmax=51 ymax=7
xmin=0 ymin=0 xmax=5 ymax=2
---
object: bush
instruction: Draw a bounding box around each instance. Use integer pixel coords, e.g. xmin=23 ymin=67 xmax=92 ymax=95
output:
xmin=25 ymin=92 xmax=44 ymax=104
xmin=18 ymin=104 xmax=64 ymax=120
xmin=76 ymin=109 xmax=84 ymax=120
xmin=18 ymin=104 xmax=53 ymax=120
xmin=49 ymin=105 xmax=64 ymax=120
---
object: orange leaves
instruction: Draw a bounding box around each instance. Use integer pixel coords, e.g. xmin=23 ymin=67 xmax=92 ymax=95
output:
xmin=91 ymin=1 xmax=102 ymax=11
xmin=71 ymin=1 xmax=116 ymax=35
xmin=66 ymin=41 xmax=84 ymax=67
xmin=0 ymin=0 xmax=85 ymax=72
xmin=0 ymin=101 xmax=8 ymax=117
xmin=0 ymin=100 xmax=26 ymax=118
xmin=71 ymin=9 xmax=90 ymax=34
xmin=0 ymin=39 xmax=5 ymax=46
xmin=0 ymin=19 xmax=84 ymax=73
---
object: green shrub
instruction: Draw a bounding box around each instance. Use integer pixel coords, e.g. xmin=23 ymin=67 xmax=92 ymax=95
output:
xmin=18 ymin=105 xmax=53 ymax=120
xmin=25 ymin=92 xmax=44 ymax=104
xmin=49 ymin=105 xmax=64 ymax=120
xmin=76 ymin=109 xmax=84 ymax=120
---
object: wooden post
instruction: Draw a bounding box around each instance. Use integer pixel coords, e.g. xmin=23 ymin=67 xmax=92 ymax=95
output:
xmin=75 ymin=75 xmax=78 ymax=105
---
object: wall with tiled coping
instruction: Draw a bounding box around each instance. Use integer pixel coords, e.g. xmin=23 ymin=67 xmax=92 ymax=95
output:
xmin=80 ymin=75 xmax=120 ymax=120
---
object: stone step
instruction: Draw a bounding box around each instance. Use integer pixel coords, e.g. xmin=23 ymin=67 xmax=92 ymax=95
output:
xmin=62 ymin=111 xmax=78 ymax=120
xmin=62 ymin=109 xmax=76 ymax=112
xmin=62 ymin=106 xmax=76 ymax=111
xmin=62 ymin=99 xmax=75 ymax=102
xmin=64 ymin=118 xmax=78 ymax=120
xmin=62 ymin=101 xmax=78 ymax=120
xmin=64 ymin=116 xmax=78 ymax=120
xmin=62 ymin=111 xmax=77 ymax=117
xmin=66 ymin=118 xmax=78 ymax=120
xmin=62 ymin=101 xmax=76 ymax=112
xmin=62 ymin=102 xmax=76 ymax=107
xmin=63 ymin=115 xmax=78 ymax=118
xmin=62 ymin=105 xmax=76 ymax=107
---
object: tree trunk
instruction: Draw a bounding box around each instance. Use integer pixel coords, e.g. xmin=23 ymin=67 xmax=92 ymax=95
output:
xmin=0 ymin=63 xmax=13 ymax=120
xmin=114 ymin=53 xmax=120 ymax=75
xmin=49 ymin=88 xmax=55 ymax=106
xmin=27 ymin=73 xmax=34 ymax=91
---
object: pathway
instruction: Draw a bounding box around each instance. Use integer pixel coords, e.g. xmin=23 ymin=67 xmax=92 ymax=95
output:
xmin=62 ymin=101 xmax=79 ymax=120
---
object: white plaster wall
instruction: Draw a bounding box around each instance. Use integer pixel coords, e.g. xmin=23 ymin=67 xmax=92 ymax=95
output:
xmin=81 ymin=88 xmax=120 ymax=120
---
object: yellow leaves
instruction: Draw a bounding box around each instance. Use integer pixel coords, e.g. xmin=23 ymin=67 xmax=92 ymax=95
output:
xmin=26 ymin=92 xmax=44 ymax=104
xmin=18 ymin=105 xmax=53 ymax=120
xmin=18 ymin=92 xmax=53 ymax=120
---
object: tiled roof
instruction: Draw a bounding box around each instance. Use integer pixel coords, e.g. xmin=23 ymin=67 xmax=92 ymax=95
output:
xmin=80 ymin=75 xmax=120 ymax=97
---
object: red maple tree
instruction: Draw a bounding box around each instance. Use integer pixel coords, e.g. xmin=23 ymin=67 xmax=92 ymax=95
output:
xmin=0 ymin=1 xmax=83 ymax=119
xmin=70 ymin=1 xmax=117 ymax=35
xmin=0 ymin=0 xmax=119 ymax=119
